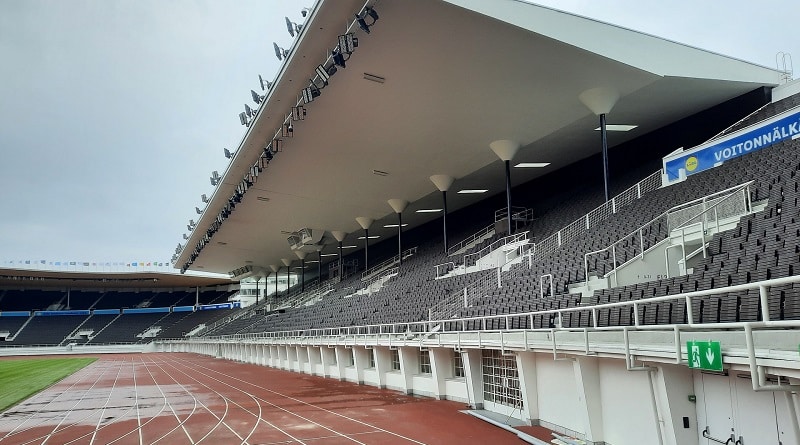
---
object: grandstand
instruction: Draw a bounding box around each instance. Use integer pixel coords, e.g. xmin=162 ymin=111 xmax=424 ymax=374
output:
xmin=3 ymin=1 xmax=800 ymax=444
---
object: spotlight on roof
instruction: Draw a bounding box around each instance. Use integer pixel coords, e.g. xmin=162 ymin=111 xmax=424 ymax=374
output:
xmin=300 ymin=7 xmax=311 ymax=17
xmin=258 ymin=75 xmax=273 ymax=91
xmin=224 ymin=148 xmax=234 ymax=159
xmin=210 ymin=170 xmax=221 ymax=186
xmin=273 ymin=42 xmax=289 ymax=61
xmin=291 ymin=105 xmax=306 ymax=121
xmin=201 ymin=194 xmax=209 ymax=203
xmin=244 ymin=104 xmax=255 ymax=118
xmin=239 ymin=112 xmax=249 ymax=126
xmin=337 ymin=33 xmax=358 ymax=54
xmin=195 ymin=206 xmax=203 ymax=215
xmin=250 ymin=89 xmax=264 ymax=105
xmin=285 ymin=17 xmax=302 ymax=37
xmin=183 ymin=234 xmax=189 ymax=240
xmin=302 ymin=84 xmax=321 ymax=104
xmin=315 ymin=64 xmax=332 ymax=85
xmin=332 ymin=50 xmax=346 ymax=68
xmin=365 ymin=6 xmax=379 ymax=21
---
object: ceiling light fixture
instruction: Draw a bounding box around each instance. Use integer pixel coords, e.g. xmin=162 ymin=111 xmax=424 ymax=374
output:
xmin=594 ymin=124 xmax=637 ymax=132
xmin=415 ymin=208 xmax=442 ymax=213
xmin=514 ymin=162 xmax=551 ymax=168
xmin=458 ymin=189 xmax=488 ymax=194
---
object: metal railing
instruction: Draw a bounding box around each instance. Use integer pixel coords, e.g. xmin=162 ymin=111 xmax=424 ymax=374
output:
xmin=192 ymin=274 xmax=800 ymax=341
xmin=529 ymin=170 xmax=662 ymax=265
xmin=583 ymin=181 xmax=753 ymax=287
xmin=464 ymin=231 xmax=529 ymax=269
xmin=447 ymin=223 xmax=495 ymax=256
xmin=361 ymin=247 xmax=417 ymax=281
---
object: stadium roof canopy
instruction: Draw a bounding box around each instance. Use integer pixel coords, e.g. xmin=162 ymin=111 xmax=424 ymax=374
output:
xmin=177 ymin=0 xmax=784 ymax=276
xmin=0 ymin=267 xmax=233 ymax=289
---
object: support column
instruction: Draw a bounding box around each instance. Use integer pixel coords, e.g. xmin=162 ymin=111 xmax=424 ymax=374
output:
xmin=490 ymin=140 xmax=520 ymax=235
xmin=462 ymin=349 xmax=484 ymax=409
xmin=334 ymin=347 xmax=349 ymax=381
xmin=398 ymin=347 xmax=418 ymax=395
xmin=430 ymin=175 xmax=455 ymax=254
xmin=353 ymin=347 xmax=370 ymax=385
xmin=430 ymin=347 xmax=452 ymax=400
xmin=295 ymin=251 xmax=307 ymax=292
xmin=331 ymin=231 xmax=347 ymax=282
xmin=579 ymin=87 xmax=620 ymax=202
xmin=517 ymin=351 xmax=540 ymax=426
xmin=573 ymin=356 xmax=605 ymax=443
xmin=281 ymin=258 xmax=292 ymax=295
xmin=374 ymin=346 xmax=391 ymax=389
xmin=388 ymin=199 xmax=409 ymax=266
xmin=356 ymin=218 xmax=374 ymax=271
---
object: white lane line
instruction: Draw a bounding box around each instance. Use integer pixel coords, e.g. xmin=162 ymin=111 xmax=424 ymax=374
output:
xmin=0 ymin=360 xmax=111 ymax=442
xmin=132 ymin=359 xmax=143 ymax=445
xmin=164 ymin=355 xmax=363 ymax=445
xmin=137 ymin=355 xmax=197 ymax=445
xmin=88 ymin=360 xmax=127 ymax=445
xmin=180 ymin=355 xmax=427 ymax=444
xmin=156 ymin=355 xmax=299 ymax=445
xmin=37 ymin=359 xmax=129 ymax=445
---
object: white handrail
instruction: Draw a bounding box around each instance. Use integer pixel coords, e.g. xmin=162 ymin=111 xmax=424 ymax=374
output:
xmin=196 ymin=274 xmax=800 ymax=340
xmin=447 ymin=223 xmax=495 ymax=256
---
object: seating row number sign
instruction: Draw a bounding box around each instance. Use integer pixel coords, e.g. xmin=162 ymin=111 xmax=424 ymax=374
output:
xmin=687 ymin=340 xmax=722 ymax=372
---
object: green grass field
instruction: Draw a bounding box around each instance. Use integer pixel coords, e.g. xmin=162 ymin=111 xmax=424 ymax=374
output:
xmin=0 ymin=357 xmax=96 ymax=413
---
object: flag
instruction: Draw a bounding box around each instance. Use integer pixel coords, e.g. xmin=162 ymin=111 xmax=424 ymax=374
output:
xmin=132 ymin=262 xmax=138 ymax=266
xmin=69 ymin=261 xmax=76 ymax=265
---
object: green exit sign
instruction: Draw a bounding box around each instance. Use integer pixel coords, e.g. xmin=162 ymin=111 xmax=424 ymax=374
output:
xmin=687 ymin=340 xmax=723 ymax=372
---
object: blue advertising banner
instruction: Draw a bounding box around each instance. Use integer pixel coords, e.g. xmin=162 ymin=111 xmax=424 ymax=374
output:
xmin=198 ymin=303 xmax=233 ymax=311
xmin=92 ymin=309 xmax=121 ymax=315
xmin=0 ymin=311 xmax=31 ymax=317
xmin=664 ymin=107 xmax=800 ymax=182
xmin=35 ymin=310 xmax=90 ymax=316
xmin=172 ymin=306 xmax=195 ymax=312
xmin=124 ymin=307 xmax=170 ymax=314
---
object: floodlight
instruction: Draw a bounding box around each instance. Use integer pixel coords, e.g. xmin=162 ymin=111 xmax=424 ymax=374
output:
xmin=315 ymin=64 xmax=331 ymax=84
xmin=245 ymin=104 xmax=254 ymax=118
xmin=285 ymin=17 xmax=302 ymax=37
xmin=258 ymin=74 xmax=273 ymax=91
xmin=356 ymin=15 xmax=370 ymax=34
xmin=291 ymin=106 xmax=306 ymax=121
xmin=182 ymin=234 xmax=189 ymax=240
xmin=332 ymin=50 xmax=346 ymax=68
xmin=337 ymin=33 xmax=358 ymax=54
xmin=239 ymin=112 xmax=248 ymax=126
xmin=302 ymin=85 xmax=320 ymax=104
xmin=300 ymin=7 xmax=311 ymax=17
xmin=251 ymin=89 xmax=263 ymax=104
xmin=195 ymin=206 xmax=203 ymax=215
xmin=201 ymin=194 xmax=209 ymax=203
xmin=273 ymin=42 xmax=289 ymax=61
xmin=224 ymin=148 xmax=234 ymax=159
xmin=364 ymin=7 xmax=379 ymax=21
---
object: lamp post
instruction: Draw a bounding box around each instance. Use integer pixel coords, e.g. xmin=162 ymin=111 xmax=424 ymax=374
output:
xmin=490 ymin=140 xmax=520 ymax=235
xmin=579 ymin=87 xmax=620 ymax=202
xmin=387 ymin=199 xmax=409 ymax=265
xmin=294 ymin=251 xmax=307 ymax=291
xmin=331 ymin=230 xmax=347 ymax=282
xmin=430 ymin=175 xmax=455 ymax=254
xmin=355 ymin=217 xmax=374 ymax=271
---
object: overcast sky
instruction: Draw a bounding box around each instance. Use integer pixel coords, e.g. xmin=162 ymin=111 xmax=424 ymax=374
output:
xmin=0 ymin=0 xmax=797 ymax=268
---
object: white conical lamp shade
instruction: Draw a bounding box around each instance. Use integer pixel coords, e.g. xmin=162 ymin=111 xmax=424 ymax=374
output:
xmin=578 ymin=87 xmax=620 ymax=115
xmin=489 ymin=140 xmax=520 ymax=161
xmin=355 ymin=217 xmax=374 ymax=230
xmin=387 ymin=199 xmax=409 ymax=214
xmin=430 ymin=174 xmax=455 ymax=192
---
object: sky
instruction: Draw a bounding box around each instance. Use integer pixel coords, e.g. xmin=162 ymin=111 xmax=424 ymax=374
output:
xmin=0 ymin=0 xmax=797 ymax=269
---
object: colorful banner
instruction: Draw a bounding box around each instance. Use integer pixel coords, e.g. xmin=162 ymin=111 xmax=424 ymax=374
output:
xmin=664 ymin=106 xmax=800 ymax=182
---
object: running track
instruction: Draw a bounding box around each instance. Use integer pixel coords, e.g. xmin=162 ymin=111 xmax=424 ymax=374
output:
xmin=0 ymin=353 xmax=520 ymax=444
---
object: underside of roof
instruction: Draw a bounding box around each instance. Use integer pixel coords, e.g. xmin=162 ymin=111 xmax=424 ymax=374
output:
xmin=176 ymin=0 xmax=783 ymax=275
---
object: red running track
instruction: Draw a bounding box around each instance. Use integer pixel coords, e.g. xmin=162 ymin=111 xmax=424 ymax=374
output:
xmin=0 ymin=353 xmax=522 ymax=444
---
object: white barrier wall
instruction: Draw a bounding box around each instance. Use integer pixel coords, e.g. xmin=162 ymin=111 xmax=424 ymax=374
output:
xmin=165 ymin=341 xmax=800 ymax=445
